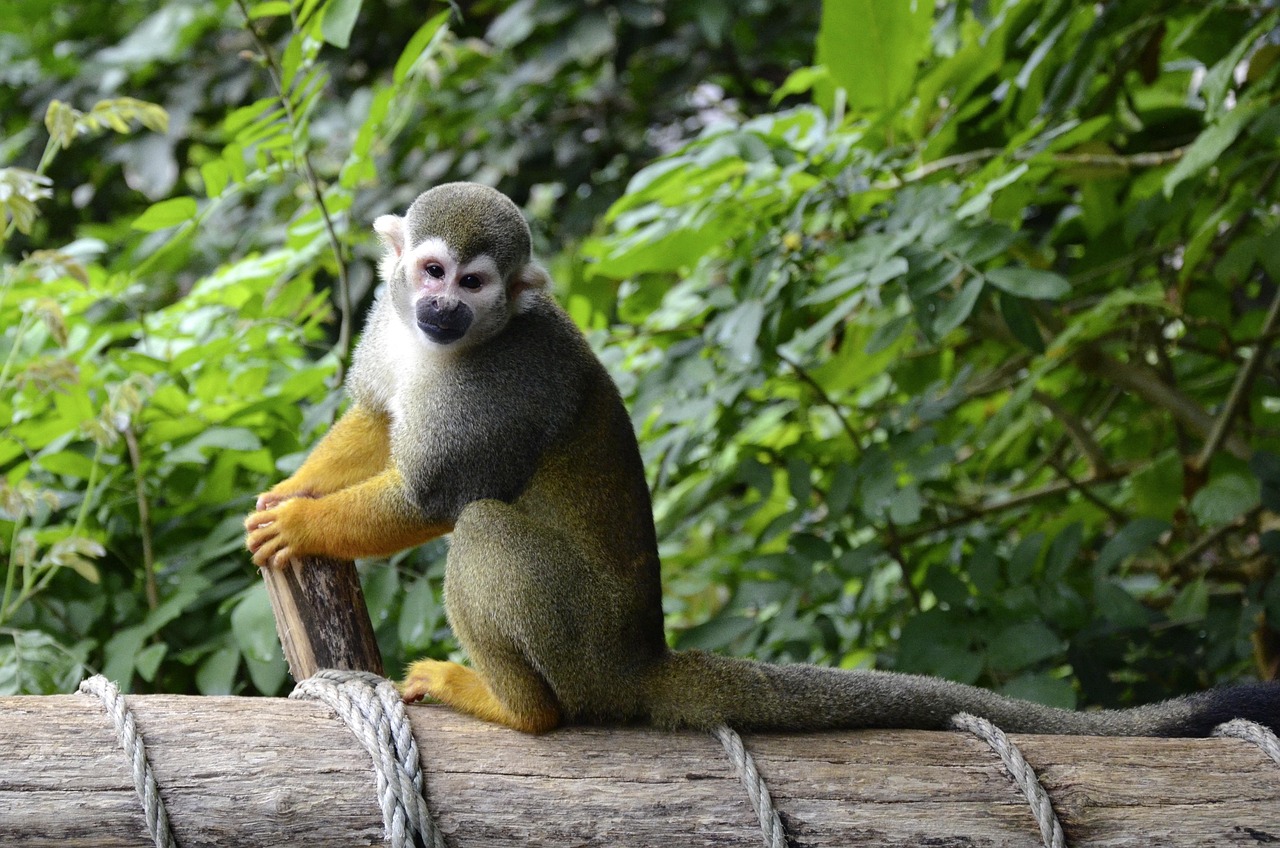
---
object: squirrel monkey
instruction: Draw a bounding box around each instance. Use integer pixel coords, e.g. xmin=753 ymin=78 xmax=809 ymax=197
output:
xmin=246 ymin=182 xmax=1280 ymax=736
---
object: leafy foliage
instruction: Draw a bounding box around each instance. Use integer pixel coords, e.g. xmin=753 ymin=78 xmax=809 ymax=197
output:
xmin=583 ymin=0 xmax=1280 ymax=708
xmin=1 ymin=0 xmax=1277 ymax=711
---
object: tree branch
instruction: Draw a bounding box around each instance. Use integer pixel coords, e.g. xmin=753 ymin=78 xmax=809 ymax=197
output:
xmin=1076 ymin=345 xmax=1252 ymax=461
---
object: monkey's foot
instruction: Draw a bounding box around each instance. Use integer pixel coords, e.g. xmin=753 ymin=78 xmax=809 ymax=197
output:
xmin=400 ymin=659 xmax=559 ymax=733
xmin=400 ymin=659 xmax=463 ymax=703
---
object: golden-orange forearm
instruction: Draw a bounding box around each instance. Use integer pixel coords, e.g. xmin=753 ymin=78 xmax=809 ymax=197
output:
xmin=266 ymin=404 xmax=391 ymax=500
xmin=247 ymin=465 xmax=449 ymax=566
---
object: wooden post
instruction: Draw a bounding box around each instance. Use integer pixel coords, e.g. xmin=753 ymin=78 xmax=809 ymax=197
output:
xmin=260 ymin=555 xmax=384 ymax=680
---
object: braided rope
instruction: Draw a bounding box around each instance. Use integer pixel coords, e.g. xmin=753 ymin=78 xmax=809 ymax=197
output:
xmin=712 ymin=724 xmax=787 ymax=848
xmin=291 ymin=669 xmax=445 ymax=848
xmin=952 ymin=712 xmax=1066 ymax=848
xmin=77 ymin=674 xmax=178 ymax=848
xmin=1213 ymin=718 xmax=1280 ymax=767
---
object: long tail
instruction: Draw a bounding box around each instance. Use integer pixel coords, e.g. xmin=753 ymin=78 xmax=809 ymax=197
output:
xmin=642 ymin=650 xmax=1280 ymax=737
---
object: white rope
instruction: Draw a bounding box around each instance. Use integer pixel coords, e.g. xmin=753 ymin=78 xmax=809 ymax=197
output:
xmin=77 ymin=674 xmax=178 ymax=848
xmin=952 ymin=712 xmax=1066 ymax=848
xmin=290 ymin=669 xmax=445 ymax=848
xmin=712 ymin=724 xmax=787 ymax=848
xmin=1214 ymin=718 xmax=1280 ymax=767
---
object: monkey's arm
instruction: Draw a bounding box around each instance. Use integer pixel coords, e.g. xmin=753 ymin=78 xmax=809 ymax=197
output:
xmin=255 ymin=404 xmax=390 ymax=509
xmin=245 ymin=466 xmax=449 ymax=567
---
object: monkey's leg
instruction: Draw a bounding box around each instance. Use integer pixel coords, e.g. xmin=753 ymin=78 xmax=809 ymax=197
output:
xmin=245 ymin=467 xmax=448 ymax=566
xmin=256 ymin=404 xmax=391 ymax=509
xmin=401 ymin=657 xmax=560 ymax=733
xmin=405 ymin=499 xmax=593 ymax=733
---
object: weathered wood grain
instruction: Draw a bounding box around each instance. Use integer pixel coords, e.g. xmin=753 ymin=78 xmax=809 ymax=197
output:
xmin=1 ymin=694 xmax=1277 ymax=847
xmin=259 ymin=555 xmax=383 ymax=680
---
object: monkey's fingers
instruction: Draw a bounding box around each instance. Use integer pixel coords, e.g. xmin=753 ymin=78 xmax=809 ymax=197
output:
xmin=400 ymin=680 xmax=430 ymax=704
xmin=244 ymin=507 xmax=276 ymax=535
xmin=255 ymin=488 xmax=318 ymax=511
xmin=400 ymin=659 xmax=453 ymax=703
xmin=255 ymin=492 xmax=283 ymax=511
xmin=245 ymin=519 xmax=285 ymax=564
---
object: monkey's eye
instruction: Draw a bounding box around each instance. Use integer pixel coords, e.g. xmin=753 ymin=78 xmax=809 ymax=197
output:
xmin=424 ymin=262 xmax=446 ymax=279
xmin=459 ymin=274 xmax=483 ymax=290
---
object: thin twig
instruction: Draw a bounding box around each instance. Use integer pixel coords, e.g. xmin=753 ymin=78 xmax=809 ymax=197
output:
xmin=877 ymin=146 xmax=1185 ymax=189
xmin=123 ymin=426 xmax=157 ymax=610
xmin=235 ymin=0 xmax=354 ymax=376
xmin=1047 ymin=456 xmax=1127 ymax=525
xmin=777 ymin=351 xmax=863 ymax=456
xmin=1033 ymin=389 xmax=1111 ymax=475
xmin=900 ymin=463 xmax=1138 ymax=543
xmin=1193 ymin=285 xmax=1280 ymax=471
xmin=1167 ymin=506 xmax=1263 ymax=578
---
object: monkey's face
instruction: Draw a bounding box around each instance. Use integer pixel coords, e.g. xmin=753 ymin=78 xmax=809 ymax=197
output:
xmin=389 ymin=234 xmax=512 ymax=350
xmin=373 ymin=186 xmax=549 ymax=353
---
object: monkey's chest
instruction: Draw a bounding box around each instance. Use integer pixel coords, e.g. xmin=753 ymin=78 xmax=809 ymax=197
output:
xmin=389 ymin=377 xmax=559 ymax=523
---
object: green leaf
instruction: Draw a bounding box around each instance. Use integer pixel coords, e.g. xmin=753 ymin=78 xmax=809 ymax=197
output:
xmin=1095 ymin=518 xmax=1169 ymax=575
xmin=1189 ymin=473 xmax=1260 ymax=526
xmin=987 ymin=622 xmax=1064 ymax=673
xmin=0 ymin=631 xmax=85 ymax=695
xmin=321 ymin=0 xmax=361 ymax=48
xmin=230 ymin=587 xmax=280 ymax=664
xmin=394 ymin=10 xmax=450 ymax=84
xmin=931 ymin=275 xmax=984 ymax=336
xmin=999 ymin=674 xmax=1076 ymax=709
xmin=1128 ymin=453 xmax=1183 ymax=521
xmin=716 ymin=299 xmax=765 ymax=364
xmin=986 ymin=268 xmax=1071 ymax=300
xmin=1168 ymin=577 xmax=1208 ymax=623
xmin=1007 ymin=533 xmax=1044 ymax=586
xmin=398 ymin=577 xmax=441 ymax=652
xmin=1163 ymin=99 xmax=1264 ymax=198
xmin=999 ymin=290 xmax=1045 ymax=352
xmin=817 ymin=0 xmax=932 ymax=111
xmin=167 ymin=427 xmax=263 ymax=465
xmin=897 ymin=610 xmax=983 ymax=683
xmin=676 ymin=613 xmax=757 ymax=652
xmin=247 ymin=0 xmax=290 ymax=19
xmin=201 ymin=160 xmax=229 ymax=198
xmin=888 ymin=484 xmax=923 ymax=525
xmin=1044 ymin=523 xmax=1083 ymax=582
xmin=101 ymin=625 xmax=146 ymax=685
xmin=135 ymin=642 xmax=167 ymax=682
xmin=131 ymin=197 xmax=197 ymax=232
xmin=196 ymin=646 xmax=240 ymax=695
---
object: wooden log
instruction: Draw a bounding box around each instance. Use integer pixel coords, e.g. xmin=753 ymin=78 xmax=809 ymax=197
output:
xmin=259 ymin=555 xmax=383 ymax=680
xmin=1 ymin=693 xmax=1278 ymax=847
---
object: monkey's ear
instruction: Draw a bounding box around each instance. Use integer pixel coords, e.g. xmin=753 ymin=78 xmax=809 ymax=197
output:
xmin=509 ymin=262 xmax=550 ymax=312
xmin=373 ymin=214 xmax=406 ymax=256
xmin=511 ymin=262 xmax=550 ymax=294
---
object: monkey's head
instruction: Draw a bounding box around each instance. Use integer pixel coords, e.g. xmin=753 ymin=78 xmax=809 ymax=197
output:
xmin=374 ymin=182 xmax=549 ymax=350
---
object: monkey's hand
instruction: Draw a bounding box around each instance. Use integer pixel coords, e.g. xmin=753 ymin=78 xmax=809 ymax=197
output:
xmin=244 ymin=496 xmax=321 ymax=568
xmin=247 ymin=469 xmax=451 ymax=567
xmin=254 ymin=479 xmax=319 ymax=511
